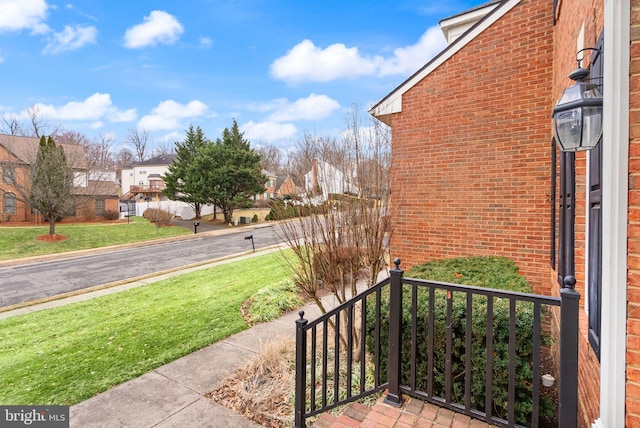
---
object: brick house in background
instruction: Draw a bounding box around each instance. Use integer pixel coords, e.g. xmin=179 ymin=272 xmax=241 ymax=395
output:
xmin=275 ymin=175 xmax=298 ymax=199
xmin=371 ymin=0 xmax=633 ymax=426
xmin=0 ymin=134 xmax=119 ymax=222
xmin=254 ymin=170 xmax=277 ymax=201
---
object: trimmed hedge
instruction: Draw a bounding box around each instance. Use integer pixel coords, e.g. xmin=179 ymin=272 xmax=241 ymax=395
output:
xmin=366 ymin=256 xmax=553 ymax=426
xmin=265 ymin=200 xmax=311 ymax=220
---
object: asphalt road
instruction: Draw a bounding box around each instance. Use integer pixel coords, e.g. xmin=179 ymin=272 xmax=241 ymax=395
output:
xmin=0 ymin=224 xmax=281 ymax=308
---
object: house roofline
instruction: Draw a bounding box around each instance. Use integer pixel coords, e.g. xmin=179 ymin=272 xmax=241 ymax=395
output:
xmin=439 ymin=0 xmax=501 ymax=26
xmin=369 ymin=0 xmax=520 ymax=125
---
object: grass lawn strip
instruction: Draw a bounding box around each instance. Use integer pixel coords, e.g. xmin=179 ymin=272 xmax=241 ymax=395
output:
xmin=0 ymin=217 xmax=191 ymax=261
xmin=0 ymin=250 xmax=289 ymax=405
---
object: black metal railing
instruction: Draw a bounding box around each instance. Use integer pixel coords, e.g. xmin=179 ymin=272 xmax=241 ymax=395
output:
xmin=294 ymin=259 xmax=579 ymax=428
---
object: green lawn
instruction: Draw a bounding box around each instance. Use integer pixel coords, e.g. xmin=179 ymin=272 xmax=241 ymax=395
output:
xmin=0 ymin=217 xmax=191 ymax=261
xmin=0 ymin=250 xmax=291 ymax=405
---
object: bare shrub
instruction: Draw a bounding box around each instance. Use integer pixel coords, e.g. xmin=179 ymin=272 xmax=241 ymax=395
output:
xmin=80 ymin=206 xmax=95 ymax=221
xmin=103 ymin=209 xmax=120 ymax=221
xmin=207 ymin=338 xmax=296 ymax=427
xmin=143 ymin=208 xmax=174 ymax=227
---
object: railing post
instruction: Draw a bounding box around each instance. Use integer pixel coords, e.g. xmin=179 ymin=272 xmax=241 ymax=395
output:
xmin=295 ymin=311 xmax=308 ymax=428
xmin=559 ymin=275 xmax=580 ymax=428
xmin=384 ymin=258 xmax=404 ymax=407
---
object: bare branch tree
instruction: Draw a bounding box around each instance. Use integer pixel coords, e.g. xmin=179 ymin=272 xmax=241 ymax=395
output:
xmin=24 ymin=105 xmax=62 ymax=138
xmin=274 ymin=106 xmax=392 ymax=360
xmin=126 ymin=128 xmax=151 ymax=162
xmin=152 ymin=140 xmax=175 ymax=157
xmin=1 ymin=114 xmax=23 ymax=136
xmin=256 ymin=143 xmax=284 ymax=175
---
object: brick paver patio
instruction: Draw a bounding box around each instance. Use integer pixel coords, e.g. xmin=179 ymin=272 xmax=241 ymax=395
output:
xmin=311 ymin=395 xmax=498 ymax=428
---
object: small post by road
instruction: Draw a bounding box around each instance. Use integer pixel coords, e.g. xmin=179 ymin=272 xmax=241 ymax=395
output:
xmin=193 ymin=222 xmax=199 ymax=234
xmin=245 ymin=235 xmax=255 ymax=252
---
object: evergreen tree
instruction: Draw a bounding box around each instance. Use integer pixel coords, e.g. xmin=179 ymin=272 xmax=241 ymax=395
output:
xmin=162 ymin=125 xmax=210 ymax=219
xmin=198 ymin=120 xmax=266 ymax=224
xmin=30 ymin=136 xmax=74 ymax=235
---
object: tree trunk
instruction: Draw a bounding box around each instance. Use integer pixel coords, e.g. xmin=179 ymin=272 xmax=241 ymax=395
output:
xmin=194 ymin=202 xmax=202 ymax=219
xmin=49 ymin=218 xmax=56 ymax=235
xmin=223 ymin=208 xmax=233 ymax=224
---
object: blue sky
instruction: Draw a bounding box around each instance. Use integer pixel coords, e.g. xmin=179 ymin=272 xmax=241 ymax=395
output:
xmin=0 ymin=0 xmax=487 ymax=153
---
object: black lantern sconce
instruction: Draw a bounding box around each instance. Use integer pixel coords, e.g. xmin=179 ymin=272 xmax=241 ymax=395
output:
xmin=552 ymin=48 xmax=603 ymax=152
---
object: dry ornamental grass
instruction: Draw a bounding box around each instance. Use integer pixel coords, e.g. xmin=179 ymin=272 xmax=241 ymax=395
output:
xmin=206 ymin=338 xmax=297 ymax=427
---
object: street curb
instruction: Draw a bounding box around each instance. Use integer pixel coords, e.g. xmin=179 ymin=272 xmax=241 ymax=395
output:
xmin=0 ymin=223 xmax=264 ymax=268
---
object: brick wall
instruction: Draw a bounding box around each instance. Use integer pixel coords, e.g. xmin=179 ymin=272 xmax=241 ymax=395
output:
xmin=389 ymin=0 xmax=554 ymax=294
xmin=385 ymin=0 xmax=608 ymax=425
xmin=628 ymin=0 xmax=640 ymax=425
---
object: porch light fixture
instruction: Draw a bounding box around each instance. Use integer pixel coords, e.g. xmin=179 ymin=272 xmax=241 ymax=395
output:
xmin=552 ymin=48 xmax=603 ymax=152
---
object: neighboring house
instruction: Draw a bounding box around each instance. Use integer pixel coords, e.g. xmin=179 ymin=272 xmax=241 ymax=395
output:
xmin=275 ymin=175 xmax=298 ymax=199
xmin=120 ymin=153 xmax=205 ymax=218
xmin=0 ymin=134 xmax=119 ymax=222
xmin=254 ymin=169 xmax=277 ymax=201
xmin=370 ymin=0 xmax=632 ymax=427
xmin=303 ymin=159 xmax=358 ymax=203
xmin=120 ymin=153 xmax=176 ymax=203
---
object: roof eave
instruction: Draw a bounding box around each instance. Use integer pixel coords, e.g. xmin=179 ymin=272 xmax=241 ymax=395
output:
xmin=369 ymin=0 xmax=520 ymax=121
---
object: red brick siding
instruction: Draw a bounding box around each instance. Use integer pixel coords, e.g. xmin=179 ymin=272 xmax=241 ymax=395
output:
xmin=389 ymin=0 xmax=554 ymax=294
xmin=629 ymin=0 xmax=640 ymax=425
xmin=386 ymin=0 xmax=610 ymax=425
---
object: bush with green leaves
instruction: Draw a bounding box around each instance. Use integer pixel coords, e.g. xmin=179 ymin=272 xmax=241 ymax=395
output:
xmin=366 ymin=256 xmax=554 ymax=426
xmin=265 ymin=200 xmax=311 ymax=221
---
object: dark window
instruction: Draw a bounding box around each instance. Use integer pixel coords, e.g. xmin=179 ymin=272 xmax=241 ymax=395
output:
xmin=96 ymin=199 xmax=105 ymax=217
xmin=551 ymin=139 xmax=557 ymax=269
xmin=587 ymin=31 xmax=604 ymax=360
xmin=2 ymin=166 xmax=15 ymax=185
xmin=3 ymin=192 xmax=16 ymax=214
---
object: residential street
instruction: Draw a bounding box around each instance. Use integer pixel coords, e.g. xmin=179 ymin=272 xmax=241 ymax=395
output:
xmin=0 ymin=224 xmax=280 ymax=308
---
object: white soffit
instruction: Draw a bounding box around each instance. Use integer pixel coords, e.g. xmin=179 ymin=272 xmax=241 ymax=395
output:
xmin=369 ymin=0 xmax=521 ymax=122
xmin=440 ymin=1 xmax=501 ymax=44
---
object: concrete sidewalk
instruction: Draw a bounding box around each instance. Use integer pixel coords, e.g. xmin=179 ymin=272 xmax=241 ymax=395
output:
xmin=70 ymin=301 xmax=325 ymax=428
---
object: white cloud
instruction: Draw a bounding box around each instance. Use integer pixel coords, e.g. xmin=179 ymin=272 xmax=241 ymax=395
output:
xmin=109 ymin=108 xmax=137 ymax=122
xmin=241 ymin=120 xmax=297 ymax=142
xmin=137 ymin=100 xmax=208 ymax=131
xmin=199 ymin=37 xmax=212 ymax=48
xmin=89 ymin=121 xmax=103 ymax=129
xmin=265 ymin=94 xmax=340 ymax=122
xmin=158 ymin=131 xmax=182 ymax=144
xmin=43 ymin=24 xmax=96 ymax=54
xmin=123 ymin=10 xmax=184 ymax=49
xmin=270 ymin=39 xmax=381 ymax=84
xmin=25 ymin=93 xmax=137 ymax=123
xmin=270 ymin=26 xmax=447 ymax=83
xmin=0 ymin=0 xmax=49 ymax=34
xmin=378 ymin=26 xmax=446 ymax=76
